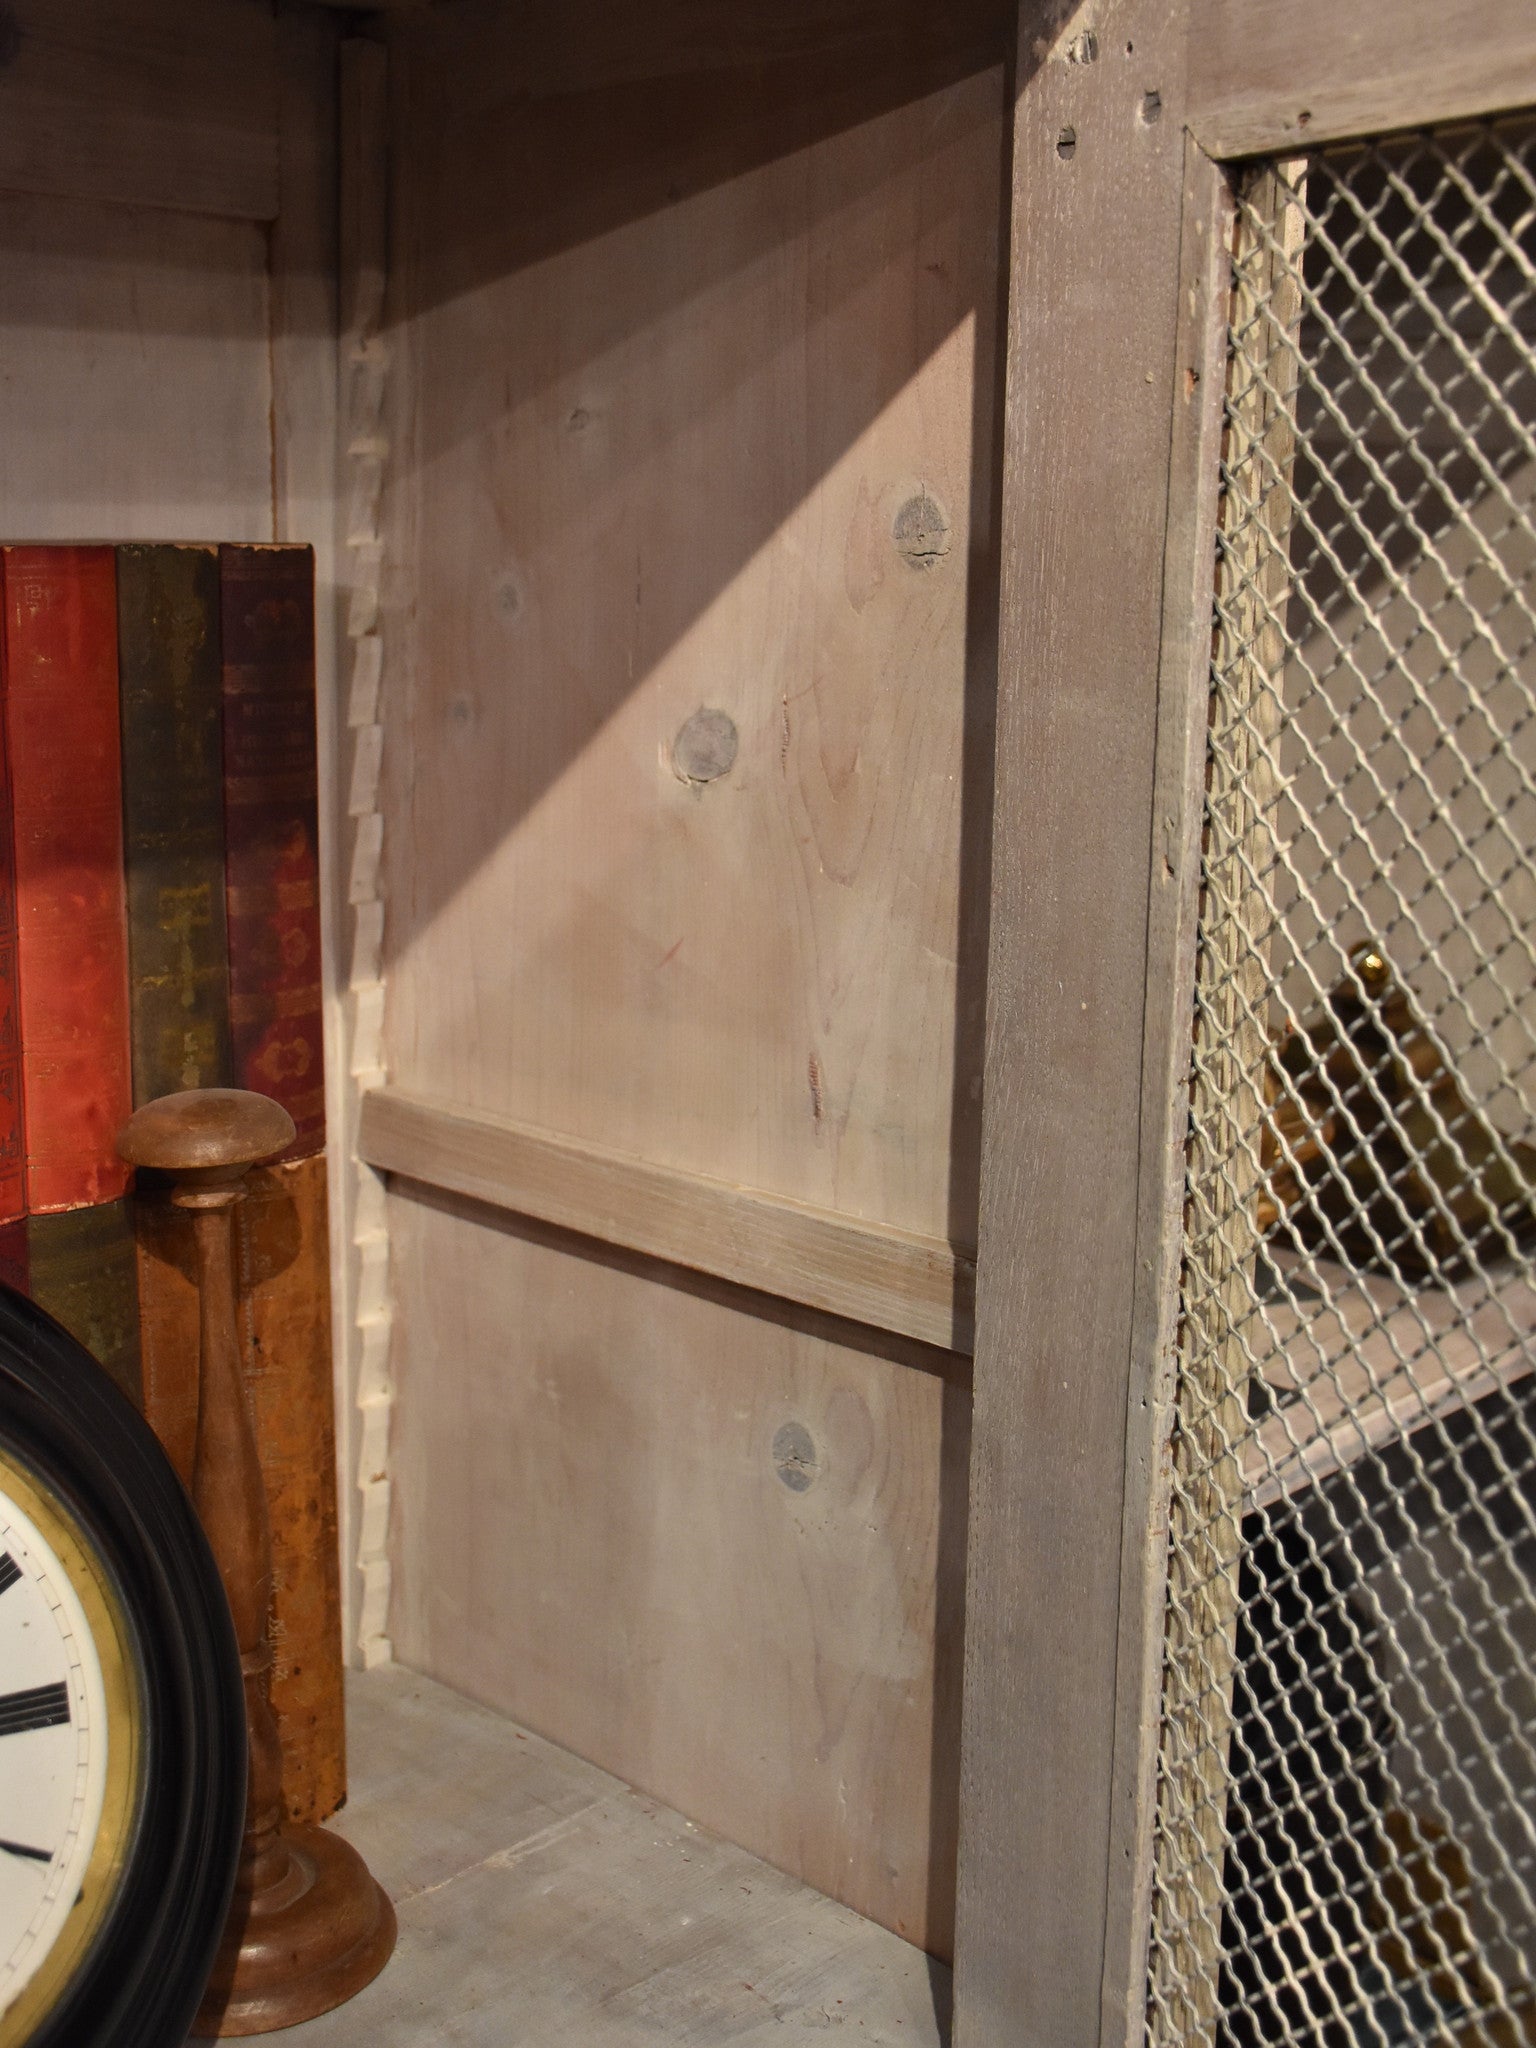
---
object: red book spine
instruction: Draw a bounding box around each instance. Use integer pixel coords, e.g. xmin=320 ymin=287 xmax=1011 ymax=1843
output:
xmin=1 ymin=548 xmax=132 ymax=1214
xmin=0 ymin=614 xmax=24 ymax=1229
xmin=221 ymin=546 xmax=325 ymax=1159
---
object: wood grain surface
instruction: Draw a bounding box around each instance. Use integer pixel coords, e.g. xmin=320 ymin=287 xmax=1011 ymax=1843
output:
xmin=388 ymin=1180 xmax=969 ymax=1957
xmin=1188 ymin=0 xmax=1536 ymax=159
xmin=119 ymin=1088 xmax=392 ymax=2030
xmin=0 ymin=0 xmax=278 ymax=220
xmin=136 ymin=1153 xmax=346 ymax=1826
xmin=954 ymin=3 xmax=1198 ymax=2042
xmin=383 ymin=46 xmax=1004 ymax=1247
xmin=0 ymin=191 xmax=273 ymax=543
xmin=361 ymin=1086 xmax=974 ymax=1353
xmin=297 ymin=1665 xmax=953 ymax=2048
xmin=374 ymin=0 xmax=1010 ymax=1949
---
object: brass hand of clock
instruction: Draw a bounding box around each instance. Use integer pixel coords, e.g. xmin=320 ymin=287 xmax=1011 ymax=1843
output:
xmin=0 ymin=1837 xmax=51 ymax=1862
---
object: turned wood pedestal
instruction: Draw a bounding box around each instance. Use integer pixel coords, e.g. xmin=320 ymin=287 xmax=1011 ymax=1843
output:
xmin=120 ymin=1089 xmax=395 ymax=2037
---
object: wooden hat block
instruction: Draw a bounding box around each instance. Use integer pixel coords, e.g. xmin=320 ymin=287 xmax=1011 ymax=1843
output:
xmin=120 ymin=1090 xmax=395 ymax=2037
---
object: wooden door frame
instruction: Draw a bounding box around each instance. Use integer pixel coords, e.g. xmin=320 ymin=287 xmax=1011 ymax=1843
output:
xmin=954 ymin=4 xmax=1536 ymax=2044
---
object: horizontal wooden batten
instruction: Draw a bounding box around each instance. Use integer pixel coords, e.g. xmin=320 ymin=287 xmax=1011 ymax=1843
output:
xmin=1187 ymin=0 xmax=1536 ymax=158
xmin=359 ymin=1086 xmax=975 ymax=1356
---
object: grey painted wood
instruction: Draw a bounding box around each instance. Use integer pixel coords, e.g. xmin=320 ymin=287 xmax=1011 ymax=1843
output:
xmin=1188 ymin=0 xmax=1536 ymax=158
xmin=953 ymin=2 xmax=1199 ymax=2043
xmin=285 ymin=1667 xmax=951 ymax=2046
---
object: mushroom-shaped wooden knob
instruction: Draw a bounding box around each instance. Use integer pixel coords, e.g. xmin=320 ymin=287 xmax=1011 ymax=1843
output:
xmin=119 ymin=1087 xmax=296 ymax=1187
xmin=119 ymin=1090 xmax=394 ymax=2034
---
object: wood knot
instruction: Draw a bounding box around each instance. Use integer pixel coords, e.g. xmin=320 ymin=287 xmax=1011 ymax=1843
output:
xmin=892 ymin=493 xmax=951 ymax=570
xmin=672 ymin=708 xmax=738 ymax=784
xmin=772 ymin=1422 xmax=818 ymax=1493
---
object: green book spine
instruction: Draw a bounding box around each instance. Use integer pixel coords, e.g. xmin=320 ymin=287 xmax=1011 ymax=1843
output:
xmin=26 ymin=1200 xmax=142 ymax=1405
xmin=117 ymin=544 xmax=235 ymax=1105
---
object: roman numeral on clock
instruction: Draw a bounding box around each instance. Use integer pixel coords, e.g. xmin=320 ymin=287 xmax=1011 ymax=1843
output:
xmin=0 ymin=1681 xmax=70 ymax=1736
xmin=0 ymin=1552 xmax=19 ymax=1596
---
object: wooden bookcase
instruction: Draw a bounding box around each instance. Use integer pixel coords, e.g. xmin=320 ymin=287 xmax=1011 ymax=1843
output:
xmin=1 ymin=1 xmax=1532 ymax=2042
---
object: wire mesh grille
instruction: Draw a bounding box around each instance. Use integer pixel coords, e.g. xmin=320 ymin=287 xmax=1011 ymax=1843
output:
xmin=1147 ymin=119 xmax=1536 ymax=2048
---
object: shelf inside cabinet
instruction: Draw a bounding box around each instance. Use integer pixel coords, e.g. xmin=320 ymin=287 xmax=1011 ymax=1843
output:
xmin=1241 ymin=1248 xmax=1536 ymax=1510
xmin=286 ymin=1666 xmax=949 ymax=2047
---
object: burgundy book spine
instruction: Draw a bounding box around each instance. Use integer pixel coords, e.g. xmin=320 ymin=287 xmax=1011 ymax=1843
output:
xmin=220 ymin=545 xmax=325 ymax=1160
xmin=0 ymin=547 xmax=133 ymax=1214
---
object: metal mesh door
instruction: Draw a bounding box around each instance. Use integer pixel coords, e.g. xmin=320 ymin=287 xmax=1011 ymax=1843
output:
xmin=1147 ymin=120 xmax=1536 ymax=2048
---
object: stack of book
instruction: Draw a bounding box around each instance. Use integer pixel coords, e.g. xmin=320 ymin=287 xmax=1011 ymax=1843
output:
xmin=0 ymin=541 xmax=343 ymax=1826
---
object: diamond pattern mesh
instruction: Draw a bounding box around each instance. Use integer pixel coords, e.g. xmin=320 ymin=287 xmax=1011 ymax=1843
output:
xmin=1147 ymin=121 xmax=1536 ymax=2048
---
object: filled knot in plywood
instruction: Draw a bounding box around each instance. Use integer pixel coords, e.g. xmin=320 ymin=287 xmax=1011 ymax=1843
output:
xmin=892 ymin=492 xmax=952 ymax=568
xmin=671 ymin=707 xmax=739 ymax=784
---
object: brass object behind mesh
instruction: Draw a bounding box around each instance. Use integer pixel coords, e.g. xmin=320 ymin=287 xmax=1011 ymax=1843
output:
xmin=1259 ymin=944 xmax=1536 ymax=1277
xmin=1371 ymin=1810 xmax=1536 ymax=2048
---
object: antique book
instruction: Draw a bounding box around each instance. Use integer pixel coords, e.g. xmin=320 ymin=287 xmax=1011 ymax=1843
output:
xmin=0 ymin=606 xmax=23 ymax=1232
xmin=26 ymin=1200 xmax=142 ymax=1405
xmin=0 ymin=546 xmax=133 ymax=1214
xmin=117 ymin=543 xmax=235 ymax=1104
xmin=220 ymin=545 xmax=325 ymax=1162
xmin=133 ymin=1150 xmax=344 ymax=1823
xmin=0 ymin=1220 xmax=26 ymax=1295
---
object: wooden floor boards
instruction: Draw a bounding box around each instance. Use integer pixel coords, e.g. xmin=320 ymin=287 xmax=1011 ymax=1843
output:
xmin=286 ymin=1666 xmax=950 ymax=2046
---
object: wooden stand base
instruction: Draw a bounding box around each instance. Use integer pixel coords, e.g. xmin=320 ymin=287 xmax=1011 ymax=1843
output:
xmin=195 ymin=1824 xmax=396 ymax=2037
xmin=120 ymin=1090 xmax=396 ymax=2037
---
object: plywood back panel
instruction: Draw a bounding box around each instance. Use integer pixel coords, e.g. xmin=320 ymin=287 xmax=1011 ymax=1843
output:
xmin=378 ymin=0 xmax=1008 ymax=1948
xmin=383 ymin=47 xmax=1004 ymax=1248
xmin=387 ymin=1180 xmax=969 ymax=1957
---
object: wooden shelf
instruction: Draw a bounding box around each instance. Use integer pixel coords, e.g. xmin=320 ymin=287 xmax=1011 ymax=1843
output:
xmin=1241 ymin=1249 xmax=1536 ymax=1510
xmin=285 ymin=1667 xmax=948 ymax=2047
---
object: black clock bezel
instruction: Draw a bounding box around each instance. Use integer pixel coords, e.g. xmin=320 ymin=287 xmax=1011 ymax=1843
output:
xmin=0 ymin=1282 xmax=246 ymax=2048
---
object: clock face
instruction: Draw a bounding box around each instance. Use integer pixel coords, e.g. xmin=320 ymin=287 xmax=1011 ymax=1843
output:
xmin=0 ymin=1451 xmax=139 ymax=2048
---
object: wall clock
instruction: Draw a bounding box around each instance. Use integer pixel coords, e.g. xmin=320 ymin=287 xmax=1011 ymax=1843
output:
xmin=0 ymin=1283 xmax=245 ymax=2048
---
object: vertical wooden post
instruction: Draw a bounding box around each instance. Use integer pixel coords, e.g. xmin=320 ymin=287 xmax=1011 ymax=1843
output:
xmin=119 ymin=1089 xmax=395 ymax=2037
xmin=953 ymin=2 xmax=1199 ymax=2041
